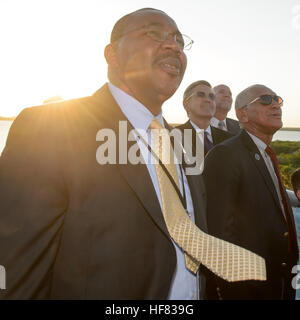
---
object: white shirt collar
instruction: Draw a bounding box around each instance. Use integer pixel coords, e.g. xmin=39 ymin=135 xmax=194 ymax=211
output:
xmin=189 ymin=120 xmax=211 ymax=136
xmin=246 ymin=131 xmax=267 ymax=152
xmin=210 ymin=117 xmax=227 ymax=130
xmin=108 ymin=82 xmax=164 ymax=132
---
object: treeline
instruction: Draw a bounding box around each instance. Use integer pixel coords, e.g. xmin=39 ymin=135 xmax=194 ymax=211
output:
xmin=271 ymin=140 xmax=300 ymax=189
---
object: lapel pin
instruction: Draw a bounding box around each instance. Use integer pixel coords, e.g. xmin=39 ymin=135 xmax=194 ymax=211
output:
xmin=255 ymin=153 xmax=260 ymax=161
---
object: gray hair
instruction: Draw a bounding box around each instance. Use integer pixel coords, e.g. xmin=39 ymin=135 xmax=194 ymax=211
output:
xmin=235 ymin=84 xmax=269 ymax=110
xmin=183 ymin=80 xmax=212 ymax=103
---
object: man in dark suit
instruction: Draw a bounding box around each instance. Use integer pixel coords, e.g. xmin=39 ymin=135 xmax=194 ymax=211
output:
xmin=210 ymin=84 xmax=240 ymax=135
xmin=0 ymin=8 xmax=208 ymax=299
xmin=177 ymin=80 xmax=232 ymax=157
xmin=203 ymin=84 xmax=299 ymax=299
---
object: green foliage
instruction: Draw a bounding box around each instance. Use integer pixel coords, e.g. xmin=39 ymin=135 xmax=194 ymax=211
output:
xmin=271 ymin=140 xmax=300 ymax=189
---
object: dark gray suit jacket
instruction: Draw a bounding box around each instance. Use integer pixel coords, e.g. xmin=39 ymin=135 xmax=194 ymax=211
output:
xmin=0 ymin=84 xmax=208 ymax=299
xmin=176 ymin=121 xmax=233 ymax=156
xmin=203 ymin=130 xmax=298 ymax=299
xmin=226 ymin=117 xmax=240 ymax=135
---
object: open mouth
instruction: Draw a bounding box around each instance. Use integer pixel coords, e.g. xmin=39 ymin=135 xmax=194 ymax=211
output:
xmin=270 ymin=113 xmax=282 ymax=119
xmin=157 ymin=57 xmax=181 ymax=76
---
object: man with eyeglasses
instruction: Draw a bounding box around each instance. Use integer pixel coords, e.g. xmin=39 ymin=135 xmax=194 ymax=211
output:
xmin=210 ymin=84 xmax=240 ymax=135
xmin=203 ymin=84 xmax=299 ymax=299
xmin=177 ymin=81 xmax=232 ymax=157
xmin=0 ymin=8 xmax=210 ymax=299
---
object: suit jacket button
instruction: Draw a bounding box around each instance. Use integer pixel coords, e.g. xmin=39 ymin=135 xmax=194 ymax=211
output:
xmin=283 ymin=232 xmax=288 ymax=237
xmin=281 ymin=262 xmax=287 ymax=267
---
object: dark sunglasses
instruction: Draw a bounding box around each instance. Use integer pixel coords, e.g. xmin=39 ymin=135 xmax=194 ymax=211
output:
xmin=186 ymin=91 xmax=216 ymax=101
xmin=242 ymin=95 xmax=283 ymax=108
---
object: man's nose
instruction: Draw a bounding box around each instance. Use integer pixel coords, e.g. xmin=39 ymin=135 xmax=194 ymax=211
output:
xmin=272 ymin=100 xmax=281 ymax=108
xmin=204 ymin=97 xmax=213 ymax=103
xmin=162 ymin=35 xmax=182 ymax=52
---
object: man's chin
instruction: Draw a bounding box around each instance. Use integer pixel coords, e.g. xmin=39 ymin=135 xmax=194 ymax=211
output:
xmin=267 ymin=123 xmax=283 ymax=135
xmin=157 ymin=85 xmax=179 ymax=102
xmin=220 ymin=104 xmax=232 ymax=112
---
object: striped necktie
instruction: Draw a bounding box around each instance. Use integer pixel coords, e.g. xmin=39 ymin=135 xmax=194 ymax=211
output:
xmin=204 ymin=131 xmax=214 ymax=155
xmin=218 ymin=120 xmax=226 ymax=131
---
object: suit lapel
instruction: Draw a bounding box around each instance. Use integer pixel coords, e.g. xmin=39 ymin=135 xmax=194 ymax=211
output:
xmin=226 ymin=118 xmax=233 ymax=133
xmin=186 ymin=173 xmax=208 ymax=232
xmin=90 ymin=84 xmax=168 ymax=235
xmin=211 ymin=126 xmax=221 ymax=145
xmin=240 ymin=130 xmax=283 ymax=212
xmin=226 ymin=118 xmax=240 ymax=135
xmin=117 ymin=153 xmax=169 ymax=235
xmin=211 ymin=126 xmax=233 ymax=145
xmin=181 ymin=121 xmax=201 ymax=157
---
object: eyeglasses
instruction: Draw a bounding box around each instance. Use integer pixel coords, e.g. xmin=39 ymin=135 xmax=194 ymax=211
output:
xmin=186 ymin=91 xmax=216 ymax=101
xmin=113 ymin=26 xmax=194 ymax=50
xmin=241 ymin=95 xmax=283 ymax=109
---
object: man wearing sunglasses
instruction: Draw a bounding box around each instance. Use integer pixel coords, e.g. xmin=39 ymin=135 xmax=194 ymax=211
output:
xmin=210 ymin=84 xmax=240 ymax=135
xmin=203 ymin=84 xmax=299 ymax=299
xmin=177 ymin=80 xmax=233 ymax=158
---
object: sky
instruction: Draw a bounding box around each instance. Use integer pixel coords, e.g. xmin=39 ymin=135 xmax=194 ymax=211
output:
xmin=0 ymin=0 xmax=299 ymax=126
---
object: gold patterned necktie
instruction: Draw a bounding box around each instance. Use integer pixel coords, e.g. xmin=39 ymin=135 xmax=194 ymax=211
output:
xmin=149 ymin=118 xmax=266 ymax=282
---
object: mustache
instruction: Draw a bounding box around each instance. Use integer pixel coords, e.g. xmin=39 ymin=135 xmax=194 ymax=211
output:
xmin=153 ymin=52 xmax=183 ymax=69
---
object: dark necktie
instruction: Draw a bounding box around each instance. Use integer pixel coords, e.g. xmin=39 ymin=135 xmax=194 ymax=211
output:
xmin=265 ymin=145 xmax=299 ymax=254
xmin=204 ymin=131 xmax=214 ymax=155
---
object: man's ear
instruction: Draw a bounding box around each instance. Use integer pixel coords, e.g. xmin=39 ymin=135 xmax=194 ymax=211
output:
xmin=183 ymin=100 xmax=191 ymax=117
xmin=236 ymin=107 xmax=248 ymax=124
xmin=104 ymin=44 xmax=119 ymax=68
xmin=183 ymin=100 xmax=188 ymax=111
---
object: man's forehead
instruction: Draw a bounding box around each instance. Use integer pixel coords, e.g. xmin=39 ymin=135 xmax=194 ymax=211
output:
xmin=124 ymin=10 xmax=179 ymax=32
xmin=193 ymin=84 xmax=212 ymax=92
xmin=215 ymin=85 xmax=231 ymax=93
xmin=250 ymin=86 xmax=275 ymax=98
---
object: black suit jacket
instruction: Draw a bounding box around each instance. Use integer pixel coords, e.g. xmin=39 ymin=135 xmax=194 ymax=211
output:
xmin=226 ymin=118 xmax=240 ymax=135
xmin=176 ymin=121 xmax=233 ymax=156
xmin=0 ymin=84 xmax=208 ymax=299
xmin=203 ymin=130 xmax=299 ymax=299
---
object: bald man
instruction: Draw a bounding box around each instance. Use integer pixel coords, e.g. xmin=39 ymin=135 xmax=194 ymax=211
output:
xmin=203 ymin=84 xmax=299 ymax=299
xmin=210 ymin=84 xmax=240 ymax=135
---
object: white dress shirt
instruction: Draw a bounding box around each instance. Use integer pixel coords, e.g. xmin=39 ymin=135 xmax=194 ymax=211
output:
xmin=108 ymin=83 xmax=199 ymax=300
xmin=190 ymin=120 xmax=213 ymax=144
xmin=247 ymin=131 xmax=285 ymax=217
xmin=210 ymin=117 xmax=228 ymax=131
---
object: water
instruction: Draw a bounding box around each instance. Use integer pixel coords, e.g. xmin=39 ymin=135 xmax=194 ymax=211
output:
xmin=273 ymin=130 xmax=300 ymax=142
xmin=0 ymin=120 xmax=13 ymax=155
xmin=0 ymin=120 xmax=299 ymax=155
